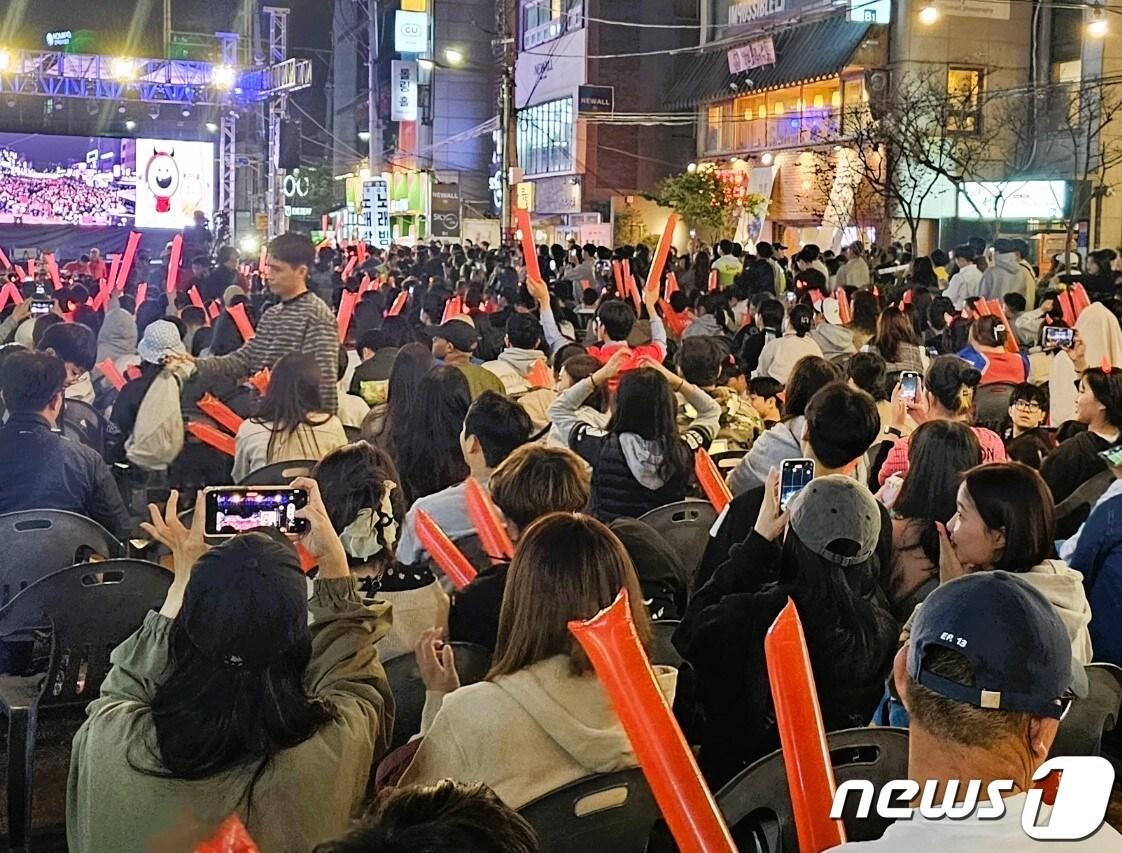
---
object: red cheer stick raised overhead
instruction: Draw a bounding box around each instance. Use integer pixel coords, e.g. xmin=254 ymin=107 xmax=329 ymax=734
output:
xmin=707 ymin=269 xmax=718 ymax=293
xmin=1058 ymin=289 xmax=1077 ymax=327
xmin=43 ymin=252 xmax=62 ymax=291
xmin=96 ymin=358 xmax=127 ymax=391
xmin=194 ymin=814 xmax=260 ymax=853
xmin=188 ymin=285 xmax=205 ymax=309
xmin=227 ymin=302 xmax=256 ymax=341
xmin=0 ymin=281 xmax=22 ymax=312
xmin=514 ymin=207 xmax=541 ymax=283
xmin=694 ymin=448 xmax=732 ymax=513
xmin=115 ymin=231 xmax=142 ymax=292
xmin=765 ymin=599 xmax=846 ymax=852
xmin=441 ymin=294 xmax=464 ymax=324
xmin=465 ymin=477 xmax=515 ymax=562
xmin=337 ymin=289 xmax=358 ymax=343
xmin=665 ymin=271 xmax=680 ymax=298
xmin=0 ymin=245 xmax=11 ymax=270
xmin=197 ymin=393 xmax=245 ymax=435
xmin=569 ymin=589 xmax=736 ymax=853
xmin=1072 ymin=283 xmax=1091 ymax=316
xmin=835 ymin=287 xmax=853 ymax=325
xmin=258 ymin=245 xmax=267 ymax=276
xmin=413 ymin=510 xmax=478 ymax=590
xmin=134 ymin=281 xmax=148 ymax=310
xmin=186 ymin=421 xmax=236 ymax=457
xmin=166 ymin=235 xmax=184 ymax=294
xmin=385 ymin=291 xmax=409 ymax=317
xmin=645 ymin=213 xmax=679 ymax=295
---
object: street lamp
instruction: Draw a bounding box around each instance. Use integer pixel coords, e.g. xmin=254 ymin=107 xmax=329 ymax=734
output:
xmin=919 ymin=4 xmax=939 ymax=24
xmin=761 ymin=152 xmax=774 ymax=166
xmin=1088 ymin=7 xmax=1108 ymax=37
xmin=0 ymin=49 xmax=10 ymax=72
xmin=444 ymin=47 xmax=464 ymax=66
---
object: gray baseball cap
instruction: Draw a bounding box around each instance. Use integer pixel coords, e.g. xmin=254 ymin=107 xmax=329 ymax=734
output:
xmin=788 ymin=475 xmax=880 ymax=567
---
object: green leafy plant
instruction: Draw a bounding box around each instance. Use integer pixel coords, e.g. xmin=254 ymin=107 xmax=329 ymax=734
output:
xmin=657 ymin=168 xmax=741 ymax=237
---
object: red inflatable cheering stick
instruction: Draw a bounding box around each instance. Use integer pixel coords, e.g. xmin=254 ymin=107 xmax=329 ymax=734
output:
xmin=515 ymin=207 xmax=541 ymax=283
xmin=569 ymin=589 xmax=736 ymax=853
xmin=194 ymin=815 xmax=259 ymax=853
xmin=765 ymin=599 xmax=846 ymax=852
xmin=96 ymin=359 xmax=128 ymax=391
xmin=465 ymin=477 xmax=514 ymax=562
xmin=227 ymin=302 xmax=256 ymax=342
xmin=414 ymin=510 xmax=478 ymax=590
xmin=645 ymin=213 xmax=679 ymax=296
xmin=186 ymin=421 xmax=236 ymax=457
xmin=197 ymin=393 xmax=245 ymax=435
xmin=694 ymin=448 xmax=732 ymax=513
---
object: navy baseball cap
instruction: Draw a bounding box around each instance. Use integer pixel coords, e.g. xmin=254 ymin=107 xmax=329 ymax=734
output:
xmin=908 ymin=572 xmax=1083 ymax=720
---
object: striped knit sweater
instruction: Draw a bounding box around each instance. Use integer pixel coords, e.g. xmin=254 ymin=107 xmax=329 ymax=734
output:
xmin=196 ymin=290 xmax=339 ymax=411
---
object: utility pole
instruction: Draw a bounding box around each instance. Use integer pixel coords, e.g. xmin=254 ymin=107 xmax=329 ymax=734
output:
xmin=497 ymin=0 xmax=517 ymax=239
xmin=367 ymin=0 xmax=380 ymax=174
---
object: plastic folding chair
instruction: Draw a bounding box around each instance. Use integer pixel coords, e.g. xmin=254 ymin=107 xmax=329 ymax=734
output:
xmin=649 ymin=620 xmax=683 ymax=668
xmin=637 ymin=500 xmax=717 ymax=583
xmin=238 ymin=459 xmax=318 ymax=485
xmin=1051 ymin=663 xmax=1122 ymax=759
xmin=59 ymin=398 xmax=106 ymax=456
xmin=0 ymin=559 xmax=171 ymax=850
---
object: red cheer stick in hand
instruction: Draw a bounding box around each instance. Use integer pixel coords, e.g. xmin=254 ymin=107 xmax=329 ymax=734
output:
xmin=194 ymin=814 xmax=259 ymax=853
xmin=1072 ymin=283 xmax=1091 ymax=316
xmin=197 ymin=393 xmax=245 ymax=435
xmin=247 ymin=367 xmax=270 ymax=396
xmin=465 ymin=477 xmax=514 ymax=562
xmin=44 ymin=252 xmax=62 ymax=291
xmin=227 ymin=302 xmax=256 ymax=341
xmin=337 ymin=289 xmax=358 ymax=343
xmin=694 ymin=448 xmax=732 ymax=513
xmin=188 ymin=285 xmax=205 ymax=309
xmin=708 ymin=270 xmax=718 ymax=292
xmin=569 ymin=588 xmax=736 ymax=853
xmin=835 ymin=287 xmax=852 ymax=325
xmin=526 ymin=358 xmax=553 ymax=390
xmin=115 ymin=231 xmax=142 ymax=292
xmin=414 ymin=510 xmax=478 ymax=590
xmin=645 ymin=213 xmax=679 ymax=295
xmin=166 ymin=235 xmax=184 ymax=294
xmin=765 ymin=599 xmax=846 ymax=852
xmin=441 ymin=295 xmax=464 ymax=324
xmin=515 ymin=207 xmax=541 ymax=283
xmin=665 ymin=271 xmax=680 ymax=298
xmin=96 ymin=358 xmax=128 ymax=391
xmin=186 ymin=421 xmax=236 ymax=457
xmin=385 ymin=291 xmax=409 ymax=317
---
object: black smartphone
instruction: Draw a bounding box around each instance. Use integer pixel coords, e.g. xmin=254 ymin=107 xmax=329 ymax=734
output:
xmin=1043 ymin=326 xmax=1075 ymax=349
xmin=779 ymin=458 xmax=815 ymax=510
xmin=1098 ymin=445 xmax=1122 ymax=468
xmin=203 ymin=487 xmax=310 ymax=537
xmin=899 ymin=371 xmax=921 ymax=402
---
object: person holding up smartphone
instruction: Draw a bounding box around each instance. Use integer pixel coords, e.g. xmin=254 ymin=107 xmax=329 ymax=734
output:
xmin=69 ymin=480 xmax=395 ymax=853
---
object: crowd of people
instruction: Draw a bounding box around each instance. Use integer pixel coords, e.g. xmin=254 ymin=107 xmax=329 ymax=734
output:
xmin=0 ymin=147 xmax=132 ymax=226
xmin=1 ymin=227 xmax=1122 ymax=850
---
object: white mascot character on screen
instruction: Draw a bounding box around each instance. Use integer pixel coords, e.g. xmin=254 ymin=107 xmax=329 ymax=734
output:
xmin=145 ymin=149 xmax=180 ymax=214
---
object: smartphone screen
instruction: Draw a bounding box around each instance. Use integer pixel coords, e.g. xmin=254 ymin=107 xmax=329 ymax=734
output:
xmin=1099 ymin=445 xmax=1122 ymax=468
xmin=899 ymin=372 xmax=920 ymax=402
xmin=204 ymin=487 xmax=310 ymax=537
xmin=30 ymin=298 xmax=52 ymax=316
xmin=779 ymin=459 xmax=815 ymax=510
xmin=1043 ymin=326 xmax=1075 ymax=349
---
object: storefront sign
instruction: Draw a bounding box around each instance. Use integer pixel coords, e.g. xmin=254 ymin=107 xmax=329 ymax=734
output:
xmin=927 ymin=0 xmax=1009 ymax=19
xmin=431 ymin=182 xmax=462 ymax=238
xmin=515 ymin=29 xmax=585 ymax=106
xmin=394 ymin=10 xmax=429 ymax=54
xmin=728 ymin=0 xmax=786 ymax=26
xmin=727 ymin=37 xmax=776 ymax=74
xmin=957 ymin=180 xmax=1067 ymax=220
xmin=533 ymin=175 xmax=581 ymax=215
xmin=364 ymin=179 xmax=392 ymax=248
xmin=849 ymin=0 xmax=891 ymax=22
xmin=577 ymin=85 xmax=615 ymax=114
xmin=515 ymin=181 xmax=535 ymax=211
xmin=391 ymin=60 xmax=418 ymax=122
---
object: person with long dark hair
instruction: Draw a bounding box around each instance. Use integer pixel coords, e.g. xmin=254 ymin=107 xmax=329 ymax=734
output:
xmin=549 ymin=349 xmax=719 ymax=520
xmin=362 ymin=341 xmax=434 ymax=447
xmin=392 ymin=364 xmax=472 ymax=505
xmin=872 ymin=306 xmax=926 ymax=374
xmin=676 ymin=473 xmax=898 ymax=785
xmin=756 ymin=303 xmax=822 ymax=383
xmin=233 ymin=353 xmax=348 ymax=482
xmin=67 ymin=481 xmax=394 ymax=852
xmin=847 ymin=289 xmax=880 ymax=350
xmin=956 ymin=314 xmax=1029 ymax=385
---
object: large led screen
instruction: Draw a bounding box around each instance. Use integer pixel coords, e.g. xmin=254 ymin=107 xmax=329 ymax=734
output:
xmin=0 ymin=132 xmax=214 ymax=229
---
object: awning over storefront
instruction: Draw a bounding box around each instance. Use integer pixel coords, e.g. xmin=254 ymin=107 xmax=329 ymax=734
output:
xmin=664 ymin=17 xmax=876 ymax=111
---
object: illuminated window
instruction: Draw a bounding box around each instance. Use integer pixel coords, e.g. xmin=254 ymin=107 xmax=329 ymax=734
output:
xmin=516 ymin=97 xmax=574 ymax=174
xmin=947 ymin=67 xmax=983 ymax=133
xmin=522 ymin=0 xmax=583 ymax=49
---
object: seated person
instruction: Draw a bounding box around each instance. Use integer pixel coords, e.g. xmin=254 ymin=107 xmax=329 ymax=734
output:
xmin=676 ymin=335 xmax=762 ymax=452
xmin=481 ymin=313 xmax=548 ymax=397
xmin=336 ymin=345 xmax=371 ymax=430
xmin=549 ymin=351 xmax=719 ymax=521
xmin=586 ymin=289 xmax=666 ymax=371
xmin=314 ymin=441 xmax=445 ymax=662
xmin=676 ymin=474 xmax=898 ymax=787
xmin=1003 ymin=382 xmax=1055 ymax=469
xmin=0 ymin=350 xmax=130 ymax=538
xmin=396 ymin=391 xmax=532 ymax=568
xmin=313 ymin=781 xmax=539 ymax=853
xmin=747 ymin=376 xmax=784 ymax=430
xmin=232 ymin=353 xmax=349 ymax=482
xmin=956 ymin=315 xmax=1029 ymax=385
xmin=449 ymin=444 xmax=591 ymax=649
xmin=833 ymin=572 xmax=1120 ymax=850
xmin=545 ymin=353 xmax=608 ymax=450
xmin=107 ymin=320 xmax=185 ymax=463
xmin=349 ymin=326 xmax=401 ymax=406
xmin=400 ymin=512 xmax=675 ymax=809
xmin=68 ymin=481 xmax=394 ymax=852
xmin=428 ymin=316 xmax=505 ymax=399
xmin=37 ymin=321 xmax=98 ymax=405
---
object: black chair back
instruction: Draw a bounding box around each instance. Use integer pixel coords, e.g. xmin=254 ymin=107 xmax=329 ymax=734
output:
xmin=637 ymin=500 xmax=716 ymax=584
xmin=712 ymin=727 xmax=910 ymax=853
xmin=61 ymin=398 xmax=106 ymax=455
xmin=649 ymin=620 xmax=683 ymax=668
xmin=0 ymin=559 xmax=171 ymax=708
xmin=239 ymin=459 xmax=317 ymax=485
xmin=972 ymin=382 xmax=1017 ymax=433
xmin=343 ymin=425 xmax=363 ymax=443
xmin=1051 ymin=663 xmax=1122 ymax=759
xmin=709 ymin=450 xmax=748 ymax=475
xmin=0 ymin=510 xmax=122 ymax=607
xmin=384 ymin=641 xmax=492 ymax=749
xmin=519 ymin=768 xmax=658 ymax=853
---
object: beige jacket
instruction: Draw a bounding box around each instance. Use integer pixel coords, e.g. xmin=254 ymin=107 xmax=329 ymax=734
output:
xmin=399 ymin=654 xmax=677 ymax=809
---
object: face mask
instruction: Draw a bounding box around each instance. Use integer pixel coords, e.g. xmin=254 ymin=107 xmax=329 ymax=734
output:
xmin=339 ymin=482 xmax=398 ymax=561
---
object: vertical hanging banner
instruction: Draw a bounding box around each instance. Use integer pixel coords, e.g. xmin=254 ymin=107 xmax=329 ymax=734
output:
xmin=391 ymin=60 xmax=419 ymax=121
xmin=365 ymin=179 xmax=392 ymax=249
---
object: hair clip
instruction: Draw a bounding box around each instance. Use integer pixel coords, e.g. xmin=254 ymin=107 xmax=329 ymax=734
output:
xmin=1102 ymin=356 xmax=1113 ymax=374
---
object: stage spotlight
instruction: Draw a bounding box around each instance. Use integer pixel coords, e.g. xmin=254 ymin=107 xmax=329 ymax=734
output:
xmin=148 ymin=105 xmax=160 ymax=120
xmin=206 ymin=121 xmax=218 ymax=133
xmin=5 ymin=97 xmax=15 ymax=109
xmin=117 ymin=102 xmax=127 ymax=114
xmin=181 ymin=106 xmax=192 ymax=118
xmin=212 ymin=65 xmax=236 ymax=89
xmin=0 ymin=50 xmax=11 ymax=72
xmin=125 ymin=119 xmax=137 ymax=131
xmin=358 ymin=130 xmax=371 ymax=141
xmin=110 ymin=57 xmax=136 ymax=81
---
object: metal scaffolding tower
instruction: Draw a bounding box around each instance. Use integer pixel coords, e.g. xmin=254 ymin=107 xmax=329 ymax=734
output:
xmin=264 ymin=6 xmax=290 ymax=240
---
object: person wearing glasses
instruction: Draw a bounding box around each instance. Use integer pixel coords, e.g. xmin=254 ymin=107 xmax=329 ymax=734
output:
xmin=1003 ymin=383 xmax=1056 ymax=469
